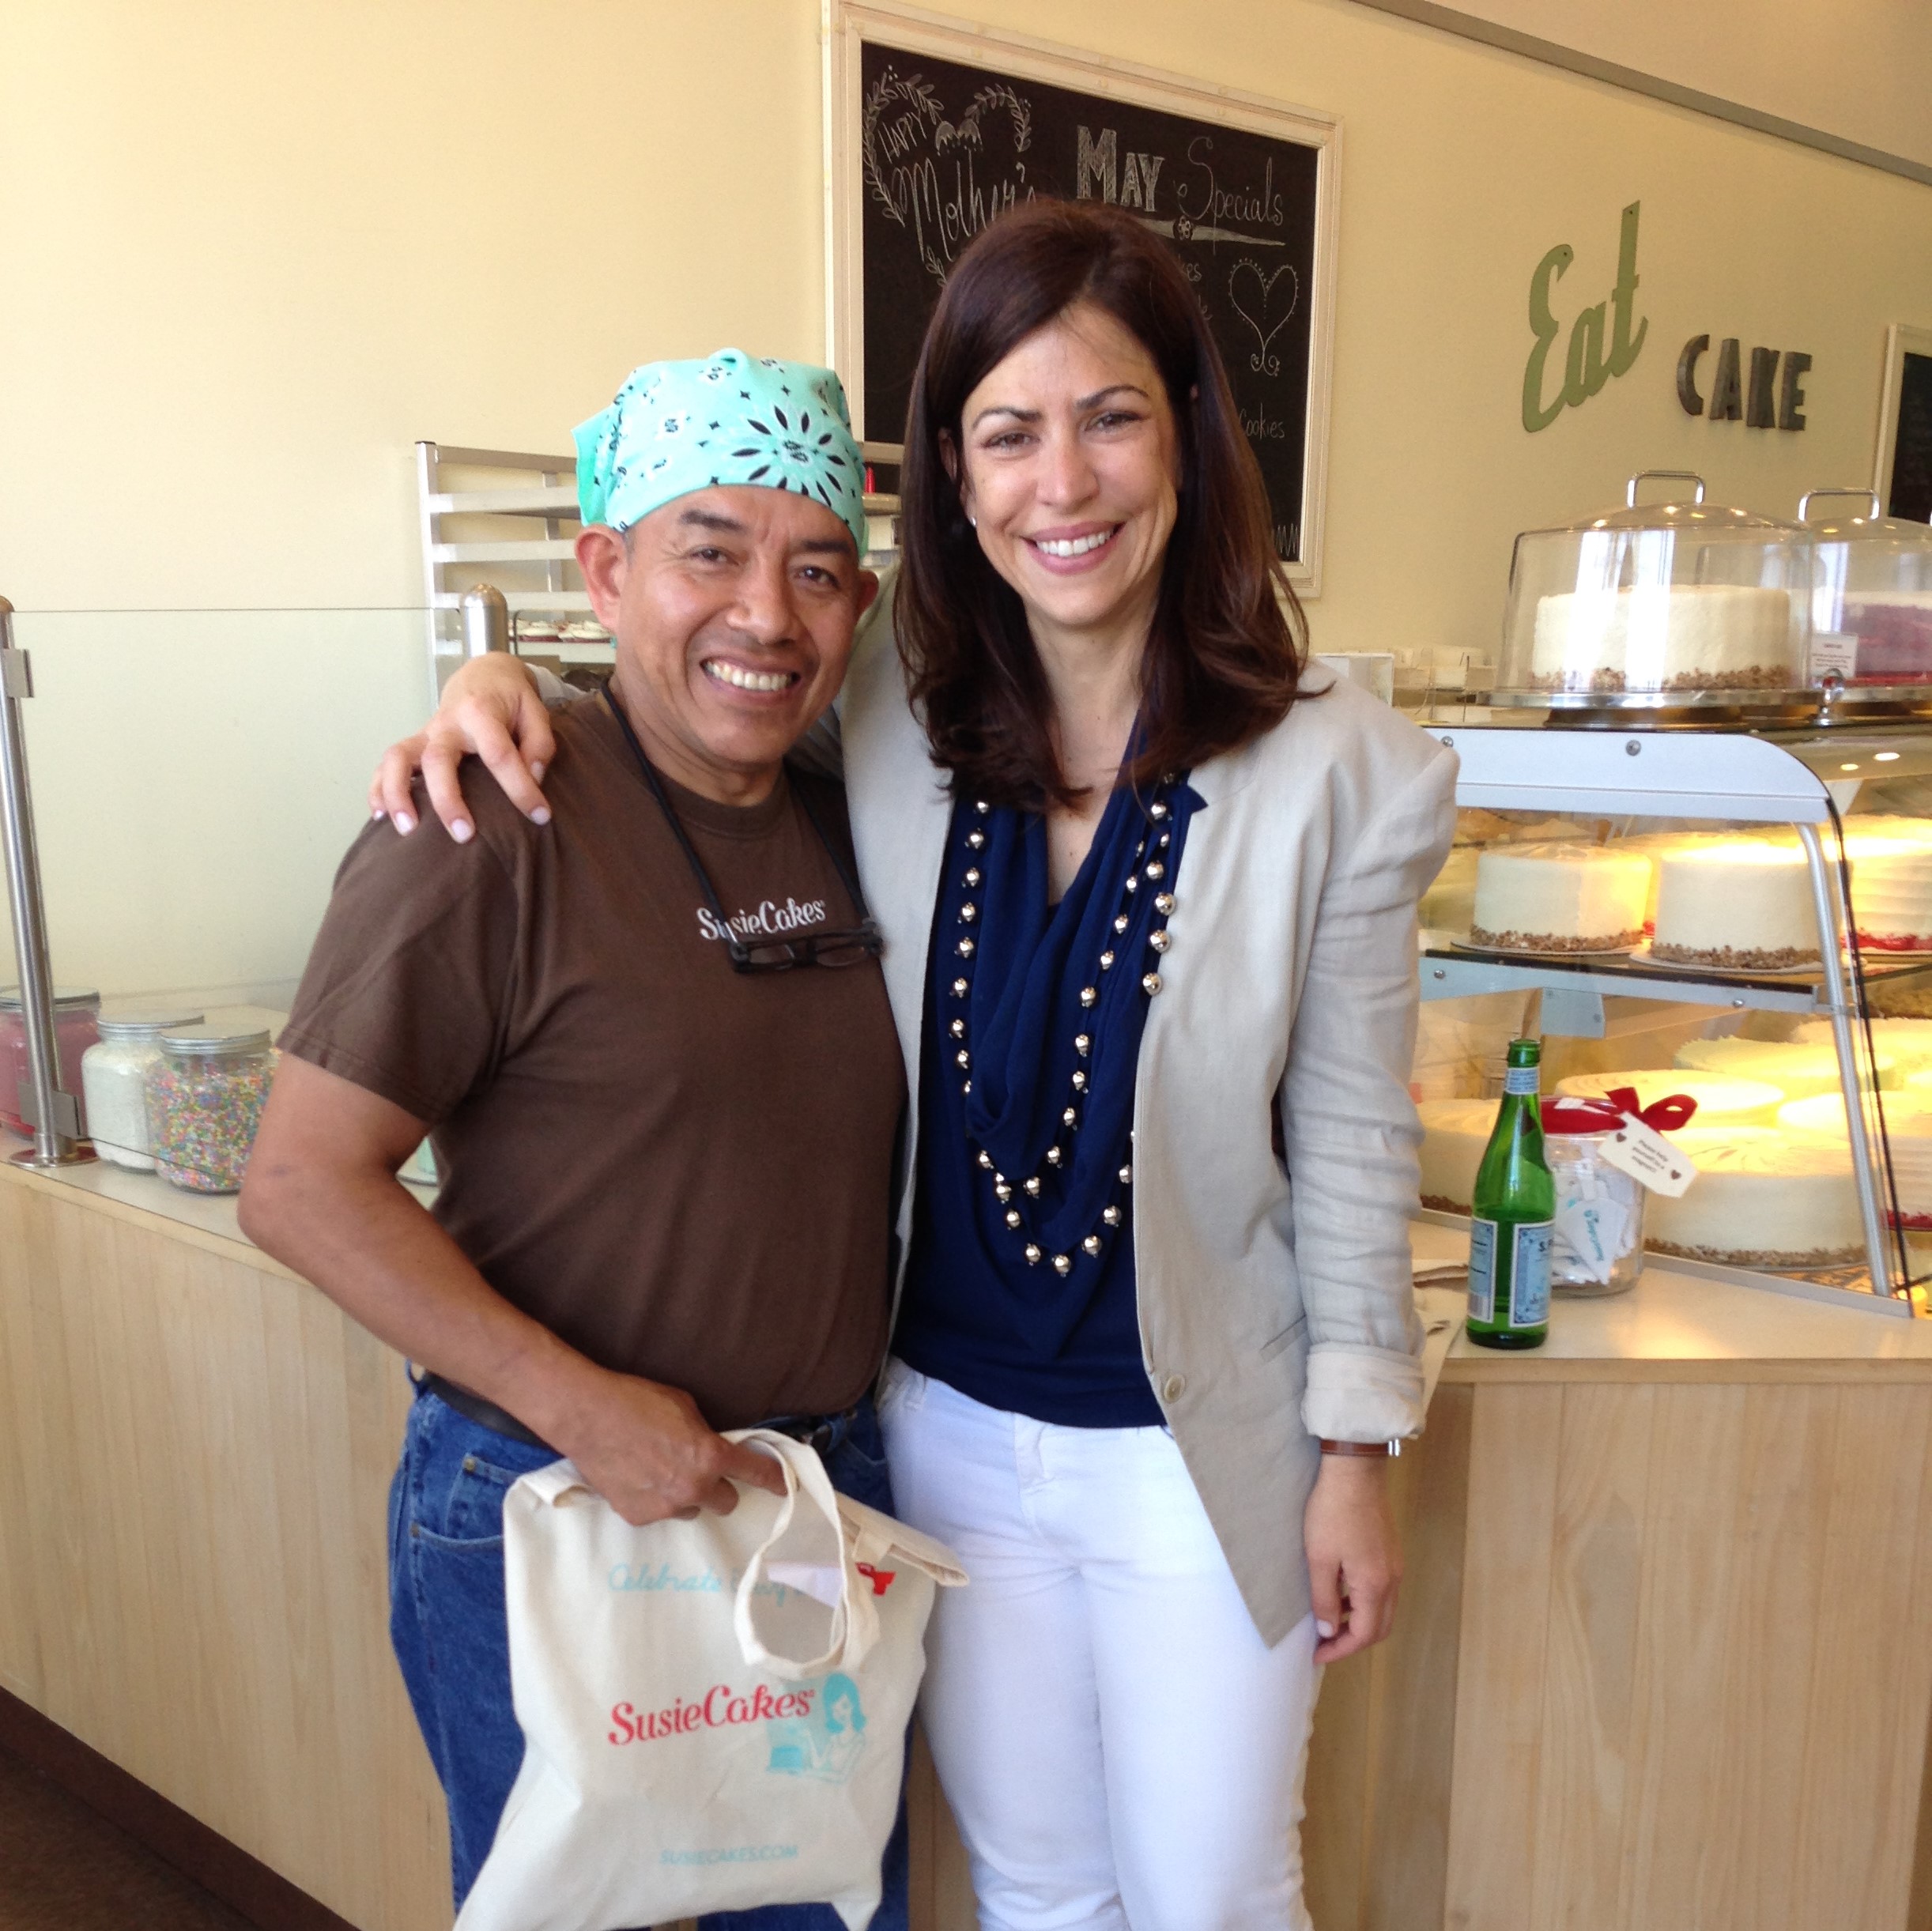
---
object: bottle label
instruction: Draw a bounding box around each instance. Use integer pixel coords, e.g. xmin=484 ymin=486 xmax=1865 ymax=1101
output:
xmin=1466 ymin=1218 xmax=1497 ymax=1324
xmin=1501 ymin=1065 xmax=1540 ymax=1096
xmin=1511 ymin=1221 xmax=1553 ymax=1327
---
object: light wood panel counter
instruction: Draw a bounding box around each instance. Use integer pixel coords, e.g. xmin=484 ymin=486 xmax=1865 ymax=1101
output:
xmin=0 ymin=1154 xmax=448 ymax=1929
xmin=6 ymin=1158 xmax=1931 ymax=1931
xmin=1309 ymin=1223 xmax=1932 ymax=1931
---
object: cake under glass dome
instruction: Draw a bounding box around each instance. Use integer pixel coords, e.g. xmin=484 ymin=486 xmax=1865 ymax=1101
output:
xmin=1497 ymin=471 xmax=1813 ymax=706
xmin=1799 ymin=488 xmax=1932 ymax=689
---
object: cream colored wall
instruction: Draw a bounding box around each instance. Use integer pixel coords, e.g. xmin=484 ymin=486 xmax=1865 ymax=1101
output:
xmin=0 ymin=0 xmax=824 ymax=613
xmin=2 ymin=0 xmax=1930 ymax=1001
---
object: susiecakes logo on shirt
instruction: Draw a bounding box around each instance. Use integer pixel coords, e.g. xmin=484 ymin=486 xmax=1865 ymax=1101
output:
xmin=696 ymin=897 xmax=828 ymax=945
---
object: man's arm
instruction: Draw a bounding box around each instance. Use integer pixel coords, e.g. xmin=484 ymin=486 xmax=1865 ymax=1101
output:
xmin=239 ymin=1055 xmax=783 ymax=1522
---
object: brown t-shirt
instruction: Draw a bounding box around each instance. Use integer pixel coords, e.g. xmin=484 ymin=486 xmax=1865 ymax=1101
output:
xmin=279 ymin=696 xmax=904 ymax=1428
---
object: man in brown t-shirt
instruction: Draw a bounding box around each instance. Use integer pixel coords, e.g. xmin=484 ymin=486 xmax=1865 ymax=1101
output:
xmin=239 ymin=353 xmax=908 ymax=1921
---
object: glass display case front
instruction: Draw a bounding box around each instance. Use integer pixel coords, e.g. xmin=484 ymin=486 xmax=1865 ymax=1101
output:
xmin=1414 ymin=722 xmax=1932 ymax=1311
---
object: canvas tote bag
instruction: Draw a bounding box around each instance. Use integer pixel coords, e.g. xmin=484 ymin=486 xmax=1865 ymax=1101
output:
xmin=455 ymin=1428 xmax=965 ymax=1931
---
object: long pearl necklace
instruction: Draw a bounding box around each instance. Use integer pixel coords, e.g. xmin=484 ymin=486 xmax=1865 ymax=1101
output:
xmin=946 ymin=787 xmax=1179 ymax=1277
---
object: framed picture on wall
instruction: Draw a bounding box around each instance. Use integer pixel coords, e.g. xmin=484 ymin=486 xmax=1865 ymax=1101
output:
xmin=1875 ymin=322 xmax=1932 ymax=524
xmin=824 ymin=1 xmax=1341 ymax=592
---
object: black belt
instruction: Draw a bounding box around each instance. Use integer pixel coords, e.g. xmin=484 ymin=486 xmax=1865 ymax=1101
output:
xmin=417 ymin=1372 xmax=861 ymax=1458
xmin=418 ymin=1372 xmax=554 ymax=1450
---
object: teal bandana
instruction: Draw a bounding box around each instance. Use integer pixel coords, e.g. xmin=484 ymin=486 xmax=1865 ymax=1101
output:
xmin=573 ymin=349 xmax=868 ymax=553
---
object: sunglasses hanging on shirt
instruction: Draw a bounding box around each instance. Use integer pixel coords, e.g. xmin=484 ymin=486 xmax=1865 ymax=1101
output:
xmin=598 ymin=683 xmax=885 ymax=975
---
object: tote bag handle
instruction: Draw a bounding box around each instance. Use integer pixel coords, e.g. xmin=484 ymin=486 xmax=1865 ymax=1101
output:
xmin=728 ymin=1429 xmax=881 ymax=1680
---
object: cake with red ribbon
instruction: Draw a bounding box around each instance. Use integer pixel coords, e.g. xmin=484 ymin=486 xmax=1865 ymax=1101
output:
xmin=1843 ymin=819 xmax=1932 ymax=952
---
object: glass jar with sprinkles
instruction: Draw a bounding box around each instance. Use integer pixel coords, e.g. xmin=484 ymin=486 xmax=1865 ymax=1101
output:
xmin=146 ymin=1024 xmax=277 ymax=1194
xmin=0 ymin=986 xmax=101 ymax=1138
xmin=81 ymin=1008 xmax=206 ymax=1170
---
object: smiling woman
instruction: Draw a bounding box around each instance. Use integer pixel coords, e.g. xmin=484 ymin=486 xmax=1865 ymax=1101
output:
xmin=896 ymin=198 xmax=1307 ymax=813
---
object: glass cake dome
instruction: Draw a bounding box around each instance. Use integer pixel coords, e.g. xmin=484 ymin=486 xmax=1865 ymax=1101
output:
xmin=1497 ymin=471 xmax=1813 ymax=704
xmin=1798 ymin=488 xmax=1932 ymax=688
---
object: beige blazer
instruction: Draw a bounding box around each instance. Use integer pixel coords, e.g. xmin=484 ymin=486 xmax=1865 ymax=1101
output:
xmin=836 ymin=593 xmax=1459 ymax=1643
xmin=541 ymin=590 xmax=1459 ymax=1642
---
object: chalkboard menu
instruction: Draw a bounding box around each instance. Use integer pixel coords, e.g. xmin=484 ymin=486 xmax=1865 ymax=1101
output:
xmin=1886 ymin=351 xmax=1932 ymax=525
xmin=847 ymin=34 xmax=1332 ymax=569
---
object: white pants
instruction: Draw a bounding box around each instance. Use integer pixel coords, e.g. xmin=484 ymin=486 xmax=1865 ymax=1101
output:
xmin=878 ymin=1363 xmax=1320 ymax=1931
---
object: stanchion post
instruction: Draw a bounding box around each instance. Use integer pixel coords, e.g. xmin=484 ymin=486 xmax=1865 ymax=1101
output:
xmin=461 ymin=583 xmax=510 ymax=658
xmin=0 ymin=597 xmax=91 ymax=1167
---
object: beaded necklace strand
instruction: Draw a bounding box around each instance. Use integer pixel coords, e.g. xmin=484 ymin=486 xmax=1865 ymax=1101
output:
xmin=945 ymin=784 xmax=1181 ymax=1277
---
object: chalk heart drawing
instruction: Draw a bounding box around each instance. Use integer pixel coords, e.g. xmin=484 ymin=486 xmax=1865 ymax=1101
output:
xmin=863 ymin=66 xmax=1033 ymax=283
xmin=1228 ymin=258 xmax=1299 ymax=377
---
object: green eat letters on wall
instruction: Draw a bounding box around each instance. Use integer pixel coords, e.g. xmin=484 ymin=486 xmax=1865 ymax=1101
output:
xmin=1523 ymin=201 xmax=1648 ymax=432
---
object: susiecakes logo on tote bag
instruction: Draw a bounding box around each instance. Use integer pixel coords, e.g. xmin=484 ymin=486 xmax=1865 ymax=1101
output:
xmin=455 ymin=1430 xmax=964 ymax=1931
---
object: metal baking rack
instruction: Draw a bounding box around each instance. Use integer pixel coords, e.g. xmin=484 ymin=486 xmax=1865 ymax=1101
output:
xmin=1421 ymin=721 xmax=1926 ymax=1316
xmin=414 ymin=443 xmax=602 ymax=700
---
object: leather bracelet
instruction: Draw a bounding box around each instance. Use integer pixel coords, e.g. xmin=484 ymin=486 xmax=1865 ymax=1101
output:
xmin=1318 ymin=1437 xmax=1402 ymax=1458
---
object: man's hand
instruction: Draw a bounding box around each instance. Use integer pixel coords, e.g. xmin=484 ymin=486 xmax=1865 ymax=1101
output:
xmin=241 ymin=1058 xmax=784 ymax=1528
xmin=1304 ymin=1453 xmax=1402 ymax=1664
xmin=371 ymin=653 xmax=556 ymax=840
xmin=548 ymin=1368 xmax=789 ymax=1525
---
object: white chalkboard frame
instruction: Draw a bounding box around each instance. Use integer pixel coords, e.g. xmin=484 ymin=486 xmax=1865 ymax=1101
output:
xmin=824 ymin=0 xmax=1342 ymax=597
xmin=1874 ymin=322 xmax=1932 ymax=518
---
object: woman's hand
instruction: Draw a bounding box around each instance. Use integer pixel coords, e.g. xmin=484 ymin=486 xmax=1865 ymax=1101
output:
xmin=1304 ymin=1454 xmax=1402 ymax=1664
xmin=369 ymin=654 xmax=557 ymax=842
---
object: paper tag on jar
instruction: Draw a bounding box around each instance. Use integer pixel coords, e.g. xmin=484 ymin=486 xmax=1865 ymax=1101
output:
xmin=1598 ymin=1115 xmax=1699 ymax=1197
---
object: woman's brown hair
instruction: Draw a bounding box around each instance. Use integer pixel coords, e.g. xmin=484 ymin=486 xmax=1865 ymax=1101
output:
xmin=895 ymin=196 xmax=1308 ymax=808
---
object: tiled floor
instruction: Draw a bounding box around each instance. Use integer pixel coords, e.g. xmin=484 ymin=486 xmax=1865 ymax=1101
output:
xmin=0 ymin=1745 xmax=252 ymax=1931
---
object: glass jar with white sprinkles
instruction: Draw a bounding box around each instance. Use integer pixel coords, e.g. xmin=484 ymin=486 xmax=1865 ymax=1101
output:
xmin=81 ymin=1007 xmax=205 ymax=1169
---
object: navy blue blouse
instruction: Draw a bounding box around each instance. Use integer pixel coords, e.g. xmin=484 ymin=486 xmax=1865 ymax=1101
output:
xmin=893 ymin=776 xmax=1200 ymax=1428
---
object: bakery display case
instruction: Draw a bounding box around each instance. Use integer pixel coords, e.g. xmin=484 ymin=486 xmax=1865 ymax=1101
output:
xmin=1414 ymin=718 xmax=1932 ymax=1314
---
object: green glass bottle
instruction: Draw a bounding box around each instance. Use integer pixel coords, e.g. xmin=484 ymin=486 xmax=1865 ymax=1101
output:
xmin=1466 ymin=1038 xmax=1554 ymax=1350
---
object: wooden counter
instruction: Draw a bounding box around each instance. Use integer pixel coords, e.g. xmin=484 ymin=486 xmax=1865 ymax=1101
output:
xmin=1310 ymin=1221 xmax=1932 ymax=1931
xmin=4 ymin=1160 xmax=1930 ymax=1930
xmin=0 ymin=1156 xmax=446 ymax=1929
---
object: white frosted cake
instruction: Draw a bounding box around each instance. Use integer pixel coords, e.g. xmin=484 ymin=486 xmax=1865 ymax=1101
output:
xmin=1674 ymin=1036 xmax=1896 ymax=1100
xmin=1780 ymin=1089 xmax=1932 ymax=1226
xmin=1618 ymin=831 xmax=1740 ymax=928
xmin=1555 ymin=1069 xmax=1786 ymax=1127
xmin=1650 ymin=841 xmax=1820 ymax=968
xmin=1417 ymin=1098 xmax=1497 ymax=1213
xmin=1470 ymin=844 xmax=1651 ymax=952
xmin=1647 ymin=1126 xmax=1862 ymax=1267
xmin=1842 ymin=820 xmax=1932 ymax=950
xmin=1530 ymin=584 xmax=1797 ymax=693
xmin=1795 ymin=1016 xmax=1932 ymax=1075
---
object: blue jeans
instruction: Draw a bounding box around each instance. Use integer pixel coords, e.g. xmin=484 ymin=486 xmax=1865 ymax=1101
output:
xmin=388 ymin=1386 xmax=909 ymax=1929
